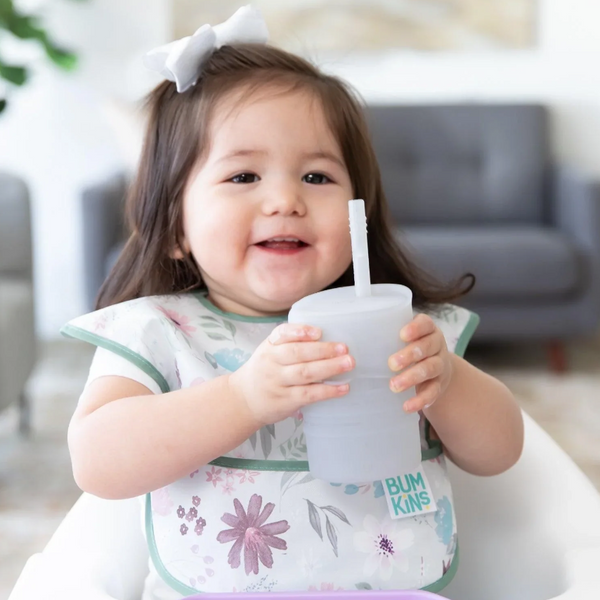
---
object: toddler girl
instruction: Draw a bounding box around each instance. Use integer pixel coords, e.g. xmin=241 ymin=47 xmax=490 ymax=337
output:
xmin=63 ymin=6 xmax=524 ymax=599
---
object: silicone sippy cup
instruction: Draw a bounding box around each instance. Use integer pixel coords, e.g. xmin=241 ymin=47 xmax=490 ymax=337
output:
xmin=288 ymin=200 xmax=421 ymax=483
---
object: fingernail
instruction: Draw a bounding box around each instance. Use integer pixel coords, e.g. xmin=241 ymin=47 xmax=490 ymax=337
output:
xmin=342 ymin=356 xmax=354 ymax=370
xmin=400 ymin=327 xmax=410 ymax=342
xmin=269 ymin=330 xmax=281 ymax=343
xmin=308 ymin=328 xmax=320 ymax=339
xmin=391 ymin=378 xmax=404 ymax=392
xmin=335 ymin=344 xmax=347 ymax=356
xmin=403 ymin=401 xmax=414 ymax=413
xmin=390 ymin=357 xmax=402 ymax=371
xmin=413 ymin=346 xmax=423 ymax=360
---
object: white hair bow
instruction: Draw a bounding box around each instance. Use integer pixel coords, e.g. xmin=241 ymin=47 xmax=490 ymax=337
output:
xmin=144 ymin=5 xmax=269 ymax=93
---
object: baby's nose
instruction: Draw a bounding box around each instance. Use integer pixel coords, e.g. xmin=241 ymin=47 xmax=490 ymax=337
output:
xmin=263 ymin=185 xmax=306 ymax=215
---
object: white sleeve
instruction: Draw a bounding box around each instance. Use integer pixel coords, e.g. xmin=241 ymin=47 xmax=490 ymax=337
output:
xmin=84 ymin=346 xmax=163 ymax=395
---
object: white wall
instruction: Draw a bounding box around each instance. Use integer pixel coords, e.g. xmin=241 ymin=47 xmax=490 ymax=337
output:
xmin=329 ymin=0 xmax=600 ymax=176
xmin=1 ymin=0 xmax=600 ymax=339
xmin=0 ymin=0 xmax=169 ymax=339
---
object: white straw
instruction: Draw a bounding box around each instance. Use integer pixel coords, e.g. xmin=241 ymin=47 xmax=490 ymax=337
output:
xmin=348 ymin=199 xmax=371 ymax=297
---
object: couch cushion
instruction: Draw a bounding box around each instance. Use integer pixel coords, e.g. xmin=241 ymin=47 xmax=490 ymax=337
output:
xmin=398 ymin=225 xmax=583 ymax=301
xmin=365 ymin=105 xmax=549 ymax=225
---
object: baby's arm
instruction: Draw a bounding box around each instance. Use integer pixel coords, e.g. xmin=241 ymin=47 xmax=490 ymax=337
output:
xmin=68 ymin=323 xmax=352 ymax=499
xmin=424 ymin=353 xmax=524 ymax=476
xmin=389 ymin=313 xmax=523 ymax=477
xmin=68 ymin=373 xmax=261 ymax=499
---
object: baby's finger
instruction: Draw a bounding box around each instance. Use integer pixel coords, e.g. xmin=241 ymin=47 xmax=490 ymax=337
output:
xmin=282 ymin=354 xmax=355 ymax=387
xmin=389 ymin=332 xmax=443 ymax=372
xmin=268 ymin=323 xmax=321 ymax=345
xmin=292 ymin=381 xmax=351 ymax=408
xmin=403 ymin=379 xmax=441 ymax=413
xmin=390 ymin=355 xmax=444 ymax=392
xmin=400 ymin=313 xmax=436 ymax=343
xmin=277 ymin=341 xmax=349 ymax=366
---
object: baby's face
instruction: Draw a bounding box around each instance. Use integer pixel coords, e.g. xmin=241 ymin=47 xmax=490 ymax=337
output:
xmin=180 ymin=86 xmax=354 ymax=317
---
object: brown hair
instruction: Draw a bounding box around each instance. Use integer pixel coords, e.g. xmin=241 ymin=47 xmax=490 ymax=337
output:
xmin=97 ymin=44 xmax=474 ymax=312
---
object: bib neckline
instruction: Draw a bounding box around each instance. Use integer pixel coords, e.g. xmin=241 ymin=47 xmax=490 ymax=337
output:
xmin=192 ymin=291 xmax=289 ymax=323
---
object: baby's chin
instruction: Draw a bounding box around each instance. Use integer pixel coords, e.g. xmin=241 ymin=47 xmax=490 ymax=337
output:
xmin=250 ymin=282 xmax=318 ymax=312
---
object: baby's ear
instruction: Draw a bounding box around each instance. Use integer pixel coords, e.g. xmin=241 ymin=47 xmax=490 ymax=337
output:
xmin=171 ymin=246 xmax=185 ymax=260
xmin=170 ymin=240 xmax=189 ymax=260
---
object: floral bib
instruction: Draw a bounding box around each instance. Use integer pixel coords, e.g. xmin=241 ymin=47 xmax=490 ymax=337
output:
xmin=62 ymin=291 xmax=479 ymax=597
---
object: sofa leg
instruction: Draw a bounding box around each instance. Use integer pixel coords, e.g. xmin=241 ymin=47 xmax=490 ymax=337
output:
xmin=547 ymin=341 xmax=568 ymax=374
xmin=19 ymin=391 xmax=31 ymax=436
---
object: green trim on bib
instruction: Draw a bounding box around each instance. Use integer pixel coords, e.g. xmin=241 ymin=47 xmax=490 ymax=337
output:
xmin=146 ymin=493 xmax=199 ymax=597
xmin=193 ymin=291 xmax=288 ymax=323
xmin=209 ymin=442 xmax=442 ymax=472
xmin=210 ymin=456 xmax=308 ymax=471
xmin=60 ymin=324 xmax=171 ymax=394
xmin=421 ymin=543 xmax=460 ymax=593
xmin=145 ymin=492 xmax=459 ymax=596
xmin=454 ymin=311 xmax=480 ymax=358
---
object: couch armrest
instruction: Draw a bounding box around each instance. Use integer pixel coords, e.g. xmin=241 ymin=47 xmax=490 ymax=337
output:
xmin=552 ymin=165 xmax=600 ymax=257
xmin=550 ymin=166 xmax=600 ymax=333
xmin=0 ymin=172 xmax=32 ymax=278
xmin=82 ymin=173 xmax=129 ymax=311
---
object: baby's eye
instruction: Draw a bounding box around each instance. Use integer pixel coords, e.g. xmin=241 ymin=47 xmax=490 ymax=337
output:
xmin=230 ymin=173 xmax=259 ymax=184
xmin=303 ymin=173 xmax=331 ymax=185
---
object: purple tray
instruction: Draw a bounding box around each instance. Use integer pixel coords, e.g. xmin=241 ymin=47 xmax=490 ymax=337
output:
xmin=187 ymin=592 xmax=444 ymax=600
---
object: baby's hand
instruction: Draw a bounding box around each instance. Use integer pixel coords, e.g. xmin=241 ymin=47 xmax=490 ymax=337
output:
xmin=388 ymin=314 xmax=453 ymax=413
xmin=228 ymin=324 xmax=354 ymax=426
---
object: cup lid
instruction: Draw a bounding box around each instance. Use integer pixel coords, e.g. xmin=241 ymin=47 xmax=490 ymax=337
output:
xmin=290 ymin=284 xmax=412 ymax=317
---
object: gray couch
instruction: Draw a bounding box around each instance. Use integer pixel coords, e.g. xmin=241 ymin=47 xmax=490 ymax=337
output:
xmin=367 ymin=105 xmax=600 ymax=345
xmin=0 ymin=171 xmax=37 ymax=433
xmin=81 ymin=104 xmax=600 ymax=356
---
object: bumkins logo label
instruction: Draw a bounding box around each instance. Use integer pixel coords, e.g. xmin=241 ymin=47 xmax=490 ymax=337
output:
xmin=382 ymin=466 xmax=438 ymax=520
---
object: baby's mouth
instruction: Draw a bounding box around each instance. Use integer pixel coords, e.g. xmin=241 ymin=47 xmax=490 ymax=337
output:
xmin=256 ymin=237 xmax=309 ymax=250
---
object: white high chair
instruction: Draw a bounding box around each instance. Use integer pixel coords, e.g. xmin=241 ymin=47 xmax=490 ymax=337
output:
xmin=8 ymin=411 xmax=600 ymax=600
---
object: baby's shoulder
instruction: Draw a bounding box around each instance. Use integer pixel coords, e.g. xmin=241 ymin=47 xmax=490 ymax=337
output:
xmin=424 ymin=303 xmax=480 ymax=357
xmin=62 ymin=293 xmax=202 ymax=341
xmin=61 ymin=293 xmax=209 ymax=393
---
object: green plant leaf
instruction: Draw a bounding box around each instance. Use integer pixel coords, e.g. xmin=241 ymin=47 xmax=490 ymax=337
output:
xmin=0 ymin=62 xmax=27 ymax=85
xmin=43 ymin=43 xmax=77 ymax=71
xmin=0 ymin=0 xmax=89 ymax=111
xmin=5 ymin=13 xmax=44 ymax=40
xmin=0 ymin=1 xmax=14 ymax=19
